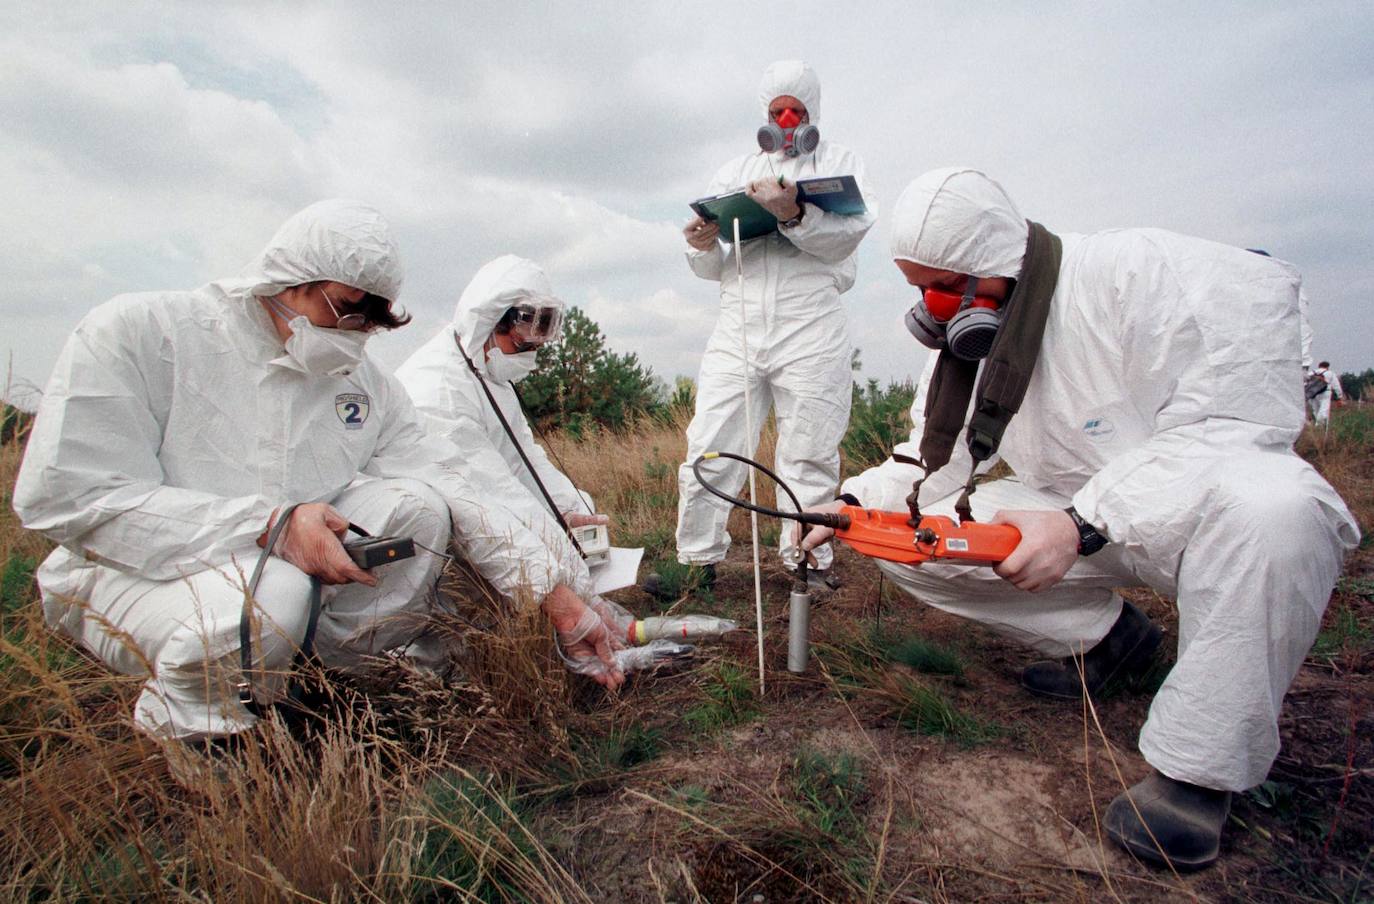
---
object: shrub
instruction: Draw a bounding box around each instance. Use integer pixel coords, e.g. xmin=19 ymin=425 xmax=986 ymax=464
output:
xmin=518 ymin=307 xmax=660 ymax=433
xmin=842 ymin=379 xmax=916 ymax=473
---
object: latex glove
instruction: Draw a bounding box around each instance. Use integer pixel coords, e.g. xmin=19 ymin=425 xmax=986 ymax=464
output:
xmin=587 ymin=595 xmax=634 ymax=643
xmin=746 ymin=177 xmax=802 ymax=221
xmin=543 ymin=585 xmax=625 ymax=690
xmin=262 ymin=503 xmax=375 ymax=587
xmin=684 ymin=215 xmax=720 ymax=251
xmin=615 ymin=639 xmax=695 ymax=673
xmin=991 ymin=509 xmax=1077 ymax=593
xmin=563 ymin=511 xmax=609 ymax=529
xmin=791 ymin=498 xmax=844 ymax=568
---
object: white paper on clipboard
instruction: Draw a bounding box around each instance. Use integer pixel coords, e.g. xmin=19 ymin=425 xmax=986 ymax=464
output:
xmin=588 ymin=546 xmax=644 ymax=595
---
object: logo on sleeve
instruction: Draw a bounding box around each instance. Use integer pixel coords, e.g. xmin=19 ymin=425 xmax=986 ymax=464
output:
xmin=1082 ymin=417 xmax=1115 ymax=442
xmin=335 ymin=393 xmax=371 ymax=430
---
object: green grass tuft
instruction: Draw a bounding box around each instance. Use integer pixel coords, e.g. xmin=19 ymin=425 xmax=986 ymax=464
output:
xmin=888 ymin=674 xmax=1001 ymax=747
xmin=878 ymin=630 xmax=967 ymax=680
xmin=409 ymin=771 xmax=540 ymax=903
xmin=643 ymin=559 xmax=714 ymax=604
xmin=790 ymin=747 xmax=867 ymax=841
xmin=1310 ymin=603 xmax=1374 ymax=661
xmin=685 ymin=662 xmax=757 ymax=734
xmin=1 ymin=552 xmax=37 ymax=615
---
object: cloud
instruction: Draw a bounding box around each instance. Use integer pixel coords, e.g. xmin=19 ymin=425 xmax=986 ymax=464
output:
xmin=3 ymin=0 xmax=1372 ymax=401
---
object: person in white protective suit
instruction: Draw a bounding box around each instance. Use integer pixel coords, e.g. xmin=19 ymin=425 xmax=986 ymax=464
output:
xmin=396 ymin=255 xmax=639 ymax=659
xmin=645 ymin=60 xmax=876 ymax=597
xmin=1308 ymin=360 xmax=1344 ymax=425
xmin=13 ymin=201 xmax=625 ymax=753
xmin=797 ymin=168 xmax=1359 ymax=869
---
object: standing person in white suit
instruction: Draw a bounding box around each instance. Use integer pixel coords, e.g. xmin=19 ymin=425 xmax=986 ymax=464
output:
xmin=1308 ymin=360 xmax=1344 ymax=425
xmin=14 ymin=201 xmax=623 ymax=759
xmin=645 ymin=60 xmax=877 ymax=597
xmin=797 ymin=168 xmax=1359 ymax=869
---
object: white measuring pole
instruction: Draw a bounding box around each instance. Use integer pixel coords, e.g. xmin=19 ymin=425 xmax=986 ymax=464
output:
xmin=732 ymin=216 xmax=767 ymax=696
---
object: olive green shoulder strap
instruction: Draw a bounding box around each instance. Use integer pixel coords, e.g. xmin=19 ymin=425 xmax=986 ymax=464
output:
xmin=905 ymin=221 xmax=1062 ymax=524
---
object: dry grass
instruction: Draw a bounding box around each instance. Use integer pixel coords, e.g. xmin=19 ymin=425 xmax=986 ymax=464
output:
xmin=2 ymin=405 xmax=1371 ymax=902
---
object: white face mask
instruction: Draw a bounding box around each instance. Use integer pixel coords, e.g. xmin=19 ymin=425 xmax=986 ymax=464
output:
xmin=486 ymin=348 xmax=538 ymax=383
xmin=267 ymin=296 xmax=370 ymax=376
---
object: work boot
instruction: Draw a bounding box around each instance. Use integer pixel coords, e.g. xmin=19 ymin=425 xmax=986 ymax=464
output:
xmin=1104 ymin=770 xmax=1231 ymax=870
xmin=641 ymin=563 xmax=716 ymax=602
xmin=1020 ymin=600 xmax=1162 ymax=700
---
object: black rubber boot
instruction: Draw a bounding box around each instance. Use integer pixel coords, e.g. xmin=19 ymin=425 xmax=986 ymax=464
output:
xmin=641 ymin=563 xmax=716 ymax=602
xmin=1104 ymin=770 xmax=1231 ymax=870
xmin=1020 ymin=600 xmax=1162 ymax=700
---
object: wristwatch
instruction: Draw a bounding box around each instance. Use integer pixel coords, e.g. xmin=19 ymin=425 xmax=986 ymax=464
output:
xmin=780 ymin=205 xmax=805 ymax=229
xmin=1065 ymin=506 xmax=1108 ymax=556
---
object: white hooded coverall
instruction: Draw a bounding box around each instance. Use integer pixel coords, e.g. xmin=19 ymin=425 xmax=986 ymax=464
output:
xmin=396 ymin=255 xmax=596 ymax=556
xmin=676 ymin=60 xmax=876 ymax=569
xmin=14 ymin=201 xmax=586 ymax=741
xmin=1308 ymin=367 xmax=1343 ymax=425
xmin=845 ymin=168 xmax=1359 ymax=791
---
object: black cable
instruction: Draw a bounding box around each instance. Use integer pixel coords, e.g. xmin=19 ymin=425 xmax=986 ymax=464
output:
xmin=239 ymin=503 xmax=324 ymax=715
xmin=690 ymin=452 xmax=846 ymax=529
xmin=452 ymin=331 xmax=586 ymax=558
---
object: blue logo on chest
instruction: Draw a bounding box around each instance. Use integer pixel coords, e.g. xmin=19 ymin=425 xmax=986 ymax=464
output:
xmin=1082 ymin=416 xmax=1116 ymax=442
xmin=335 ymin=393 xmax=371 ymax=430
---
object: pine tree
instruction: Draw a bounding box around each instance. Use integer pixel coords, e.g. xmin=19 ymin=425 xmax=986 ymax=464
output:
xmin=519 ymin=307 xmax=660 ymax=433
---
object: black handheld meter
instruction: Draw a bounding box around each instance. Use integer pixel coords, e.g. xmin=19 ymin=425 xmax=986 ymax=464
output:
xmin=344 ymin=535 xmax=416 ymax=569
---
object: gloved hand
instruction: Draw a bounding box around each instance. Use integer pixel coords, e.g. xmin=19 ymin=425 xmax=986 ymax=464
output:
xmin=683 ymin=215 xmax=721 ymax=251
xmin=615 ymin=639 xmax=695 ymax=672
xmin=261 ymin=503 xmax=375 ymax=586
xmin=563 ymin=511 xmax=609 ymax=529
xmin=747 ymin=177 xmax=802 ymax=221
xmin=542 ymin=585 xmax=625 ymax=690
xmin=587 ymin=595 xmax=635 ymax=642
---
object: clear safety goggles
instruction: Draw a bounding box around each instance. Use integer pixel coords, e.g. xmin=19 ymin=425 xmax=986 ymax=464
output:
xmin=508 ymin=296 xmax=564 ymax=345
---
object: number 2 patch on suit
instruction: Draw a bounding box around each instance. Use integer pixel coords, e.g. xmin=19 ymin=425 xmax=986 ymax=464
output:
xmin=335 ymin=393 xmax=371 ymax=430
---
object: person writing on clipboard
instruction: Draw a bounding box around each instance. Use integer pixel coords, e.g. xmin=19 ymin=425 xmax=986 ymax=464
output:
xmin=645 ymin=60 xmax=877 ymax=599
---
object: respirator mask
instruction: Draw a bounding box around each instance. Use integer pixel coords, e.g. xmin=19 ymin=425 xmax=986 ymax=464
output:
xmin=486 ymin=348 xmax=539 ymax=383
xmin=757 ymin=106 xmax=820 ymax=157
xmin=265 ymin=295 xmax=371 ymax=376
xmin=904 ymin=277 xmax=1003 ymax=361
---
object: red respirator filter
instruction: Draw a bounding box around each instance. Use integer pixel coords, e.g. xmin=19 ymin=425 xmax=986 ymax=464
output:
xmin=921 ymin=286 xmax=1000 ymax=321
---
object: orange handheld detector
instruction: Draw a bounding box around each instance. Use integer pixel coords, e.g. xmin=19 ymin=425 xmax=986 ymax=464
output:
xmin=830 ymin=506 xmax=1020 ymax=566
xmin=691 ymin=451 xmax=1021 ymax=568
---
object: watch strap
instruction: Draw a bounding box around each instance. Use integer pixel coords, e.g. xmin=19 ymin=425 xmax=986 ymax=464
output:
xmin=1065 ymin=506 xmax=1108 ymax=556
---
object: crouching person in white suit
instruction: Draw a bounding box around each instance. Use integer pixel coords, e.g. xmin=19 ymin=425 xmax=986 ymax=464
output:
xmin=797 ymin=169 xmax=1359 ymax=870
xmin=14 ymin=200 xmax=622 ymax=758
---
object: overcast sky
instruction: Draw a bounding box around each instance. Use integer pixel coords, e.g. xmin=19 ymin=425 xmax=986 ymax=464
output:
xmin=3 ymin=1 xmax=1372 ymax=409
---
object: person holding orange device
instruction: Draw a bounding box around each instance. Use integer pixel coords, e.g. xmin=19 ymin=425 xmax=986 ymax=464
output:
xmin=799 ymin=167 xmax=1358 ymax=870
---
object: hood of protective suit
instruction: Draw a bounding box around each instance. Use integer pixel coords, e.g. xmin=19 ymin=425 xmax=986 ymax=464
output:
xmin=239 ymin=199 xmax=405 ymax=302
xmin=758 ymin=60 xmax=820 ymax=123
xmin=451 ymin=255 xmax=556 ymax=363
xmin=889 ymin=167 xmax=1029 ymax=278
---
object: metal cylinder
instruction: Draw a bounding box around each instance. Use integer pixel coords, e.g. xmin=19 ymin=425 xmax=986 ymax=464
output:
xmin=788 ymin=589 xmax=811 ymax=673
